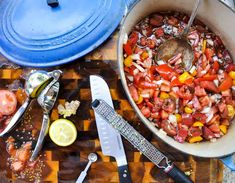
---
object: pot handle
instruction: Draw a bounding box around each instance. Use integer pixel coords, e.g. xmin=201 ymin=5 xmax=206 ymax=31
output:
xmin=125 ymin=0 xmax=140 ymax=11
xmin=220 ymin=155 xmax=235 ymax=171
xmin=219 ymin=0 xmax=235 ymax=12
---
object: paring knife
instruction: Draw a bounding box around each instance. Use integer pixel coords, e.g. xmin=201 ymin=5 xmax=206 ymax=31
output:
xmin=90 ymin=75 xmax=132 ymax=183
xmin=91 ymin=99 xmax=193 ymax=183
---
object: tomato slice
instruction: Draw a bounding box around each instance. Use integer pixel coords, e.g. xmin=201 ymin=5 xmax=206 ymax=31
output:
xmin=0 ymin=90 xmax=17 ymax=115
xmin=218 ymin=73 xmax=233 ymax=91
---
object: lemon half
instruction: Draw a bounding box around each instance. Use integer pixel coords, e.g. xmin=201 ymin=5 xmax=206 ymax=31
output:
xmin=49 ymin=119 xmax=77 ymax=147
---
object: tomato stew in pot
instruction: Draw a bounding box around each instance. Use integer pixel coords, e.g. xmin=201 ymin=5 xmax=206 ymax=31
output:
xmin=123 ymin=11 xmax=235 ymax=143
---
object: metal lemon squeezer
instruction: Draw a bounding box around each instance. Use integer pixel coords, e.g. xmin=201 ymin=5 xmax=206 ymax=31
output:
xmin=0 ymin=69 xmax=62 ymax=160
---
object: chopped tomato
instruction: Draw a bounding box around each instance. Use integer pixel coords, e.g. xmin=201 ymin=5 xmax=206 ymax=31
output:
xmin=0 ymin=90 xmax=17 ymax=115
xmin=161 ymin=120 xmax=177 ymax=136
xmin=194 ymin=86 xmax=207 ymax=97
xmin=189 ymin=126 xmax=202 ymax=137
xmin=128 ymin=85 xmax=139 ymax=102
xmin=209 ymin=123 xmax=220 ymax=133
xmin=123 ymin=42 xmax=132 ymax=55
xmin=128 ymin=31 xmax=139 ymax=46
xmin=141 ymin=106 xmax=151 ymax=118
xmin=200 ymin=81 xmax=219 ymax=93
xmin=202 ymin=126 xmax=214 ymax=140
xmin=192 ymin=113 xmax=207 ymax=123
xmin=177 ymin=85 xmax=193 ymax=100
xmin=174 ymin=127 xmax=188 ymax=143
xmin=182 ymin=116 xmax=194 ymax=127
xmin=155 ymin=28 xmax=164 ymax=38
xmin=218 ymin=73 xmax=233 ymax=91
xmin=226 ymin=63 xmax=235 ymax=72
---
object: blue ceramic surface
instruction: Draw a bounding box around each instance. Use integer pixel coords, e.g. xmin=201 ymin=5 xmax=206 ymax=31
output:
xmin=0 ymin=0 xmax=137 ymax=67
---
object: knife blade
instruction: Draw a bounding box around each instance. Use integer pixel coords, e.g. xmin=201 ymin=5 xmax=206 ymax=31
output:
xmin=91 ymin=99 xmax=193 ymax=183
xmin=90 ymin=75 xmax=132 ymax=183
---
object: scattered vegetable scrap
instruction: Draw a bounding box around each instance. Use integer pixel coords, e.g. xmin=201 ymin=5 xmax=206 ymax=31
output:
xmin=58 ymin=100 xmax=80 ymax=118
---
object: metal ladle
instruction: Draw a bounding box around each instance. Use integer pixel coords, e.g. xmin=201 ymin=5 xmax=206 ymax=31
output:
xmin=0 ymin=70 xmax=52 ymax=136
xmin=156 ymin=0 xmax=201 ymax=71
xmin=30 ymin=71 xmax=62 ymax=161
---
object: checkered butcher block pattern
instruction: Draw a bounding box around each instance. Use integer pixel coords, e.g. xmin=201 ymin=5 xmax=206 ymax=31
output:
xmin=0 ymin=32 xmax=225 ymax=183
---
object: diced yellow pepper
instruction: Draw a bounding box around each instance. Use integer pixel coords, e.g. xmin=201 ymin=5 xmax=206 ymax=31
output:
xmin=202 ymin=39 xmax=207 ymax=53
xmin=229 ymin=71 xmax=235 ymax=80
xmin=193 ymin=121 xmax=204 ymax=127
xmin=191 ymin=70 xmax=197 ymax=77
xmin=233 ymin=80 xmax=235 ymax=86
xmin=185 ymin=106 xmax=193 ymax=114
xmin=136 ymin=95 xmax=143 ymax=104
xmin=179 ymin=72 xmax=194 ymax=83
xmin=220 ymin=125 xmax=227 ymax=134
xmin=189 ymin=136 xmax=203 ymax=143
xmin=175 ymin=114 xmax=182 ymax=122
xmin=141 ymin=51 xmax=149 ymax=60
xmin=227 ymin=105 xmax=235 ymax=117
xmin=124 ymin=55 xmax=133 ymax=67
xmin=160 ymin=92 xmax=170 ymax=99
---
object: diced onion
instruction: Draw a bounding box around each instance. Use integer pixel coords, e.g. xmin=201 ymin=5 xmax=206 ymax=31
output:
xmin=131 ymin=54 xmax=141 ymax=60
xmin=140 ymin=93 xmax=150 ymax=98
xmin=189 ymin=66 xmax=196 ymax=74
xmin=201 ymin=107 xmax=211 ymax=113
xmin=172 ymin=87 xmax=179 ymax=93
xmin=123 ymin=33 xmax=128 ymax=44
xmin=156 ymin=60 xmax=165 ymax=65
xmin=132 ymin=62 xmax=145 ymax=72
xmin=126 ymin=75 xmax=134 ymax=82
xmin=159 ymin=129 xmax=167 ymax=136
xmin=168 ymin=114 xmax=177 ymax=125
xmin=206 ymin=112 xmax=214 ymax=123
xmin=213 ymin=80 xmax=219 ymax=87
xmin=155 ymin=80 xmax=164 ymax=85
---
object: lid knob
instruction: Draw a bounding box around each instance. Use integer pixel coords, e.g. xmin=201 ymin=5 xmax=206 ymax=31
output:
xmin=47 ymin=0 xmax=59 ymax=8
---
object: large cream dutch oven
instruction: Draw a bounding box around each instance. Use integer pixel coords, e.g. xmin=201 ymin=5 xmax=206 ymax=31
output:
xmin=118 ymin=0 xmax=235 ymax=170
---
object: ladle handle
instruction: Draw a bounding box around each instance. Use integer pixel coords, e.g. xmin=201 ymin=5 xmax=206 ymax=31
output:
xmin=30 ymin=112 xmax=50 ymax=161
xmin=0 ymin=98 xmax=30 ymax=136
xmin=182 ymin=0 xmax=201 ymax=37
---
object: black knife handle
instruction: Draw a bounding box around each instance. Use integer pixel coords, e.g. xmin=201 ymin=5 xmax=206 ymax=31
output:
xmin=118 ymin=165 xmax=132 ymax=183
xmin=165 ymin=164 xmax=193 ymax=183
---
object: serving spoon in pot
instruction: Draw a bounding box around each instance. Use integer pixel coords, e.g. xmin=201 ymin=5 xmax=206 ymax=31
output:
xmin=156 ymin=0 xmax=201 ymax=71
xmin=0 ymin=70 xmax=52 ymax=137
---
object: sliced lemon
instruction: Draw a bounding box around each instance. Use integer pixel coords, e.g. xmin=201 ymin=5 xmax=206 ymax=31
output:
xmin=49 ymin=119 xmax=77 ymax=147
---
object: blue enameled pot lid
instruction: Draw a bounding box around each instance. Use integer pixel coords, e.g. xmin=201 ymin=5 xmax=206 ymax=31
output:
xmin=0 ymin=0 xmax=137 ymax=67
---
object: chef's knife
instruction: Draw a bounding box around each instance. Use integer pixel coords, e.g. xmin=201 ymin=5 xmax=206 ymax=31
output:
xmin=90 ymin=75 xmax=132 ymax=183
xmin=91 ymin=99 xmax=193 ymax=183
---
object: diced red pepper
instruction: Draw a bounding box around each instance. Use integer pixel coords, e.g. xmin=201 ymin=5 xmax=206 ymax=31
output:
xmin=155 ymin=64 xmax=176 ymax=81
xmin=194 ymin=75 xmax=217 ymax=82
xmin=170 ymin=77 xmax=183 ymax=87
xmin=123 ymin=42 xmax=132 ymax=55
xmin=205 ymin=48 xmax=214 ymax=61
xmin=128 ymin=31 xmax=139 ymax=46
xmin=218 ymin=73 xmax=233 ymax=91
xmin=200 ymin=81 xmax=219 ymax=93
xmin=213 ymin=61 xmax=220 ymax=72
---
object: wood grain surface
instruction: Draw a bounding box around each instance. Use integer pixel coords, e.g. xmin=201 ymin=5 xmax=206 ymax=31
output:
xmin=0 ymin=32 xmax=225 ymax=183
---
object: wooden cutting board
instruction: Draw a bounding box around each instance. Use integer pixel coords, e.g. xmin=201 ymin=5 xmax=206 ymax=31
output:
xmin=0 ymin=32 xmax=224 ymax=183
